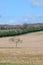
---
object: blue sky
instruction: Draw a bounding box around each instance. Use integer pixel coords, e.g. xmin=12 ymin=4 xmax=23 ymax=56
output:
xmin=0 ymin=0 xmax=43 ymax=25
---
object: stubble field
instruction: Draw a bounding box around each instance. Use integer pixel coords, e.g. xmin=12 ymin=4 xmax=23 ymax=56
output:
xmin=0 ymin=31 xmax=43 ymax=65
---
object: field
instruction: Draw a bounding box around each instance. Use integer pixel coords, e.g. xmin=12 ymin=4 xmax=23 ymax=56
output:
xmin=0 ymin=63 xmax=40 ymax=65
xmin=0 ymin=31 xmax=43 ymax=64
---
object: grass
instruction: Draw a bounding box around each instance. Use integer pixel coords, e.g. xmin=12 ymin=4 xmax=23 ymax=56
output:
xmin=0 ymin=63 xmax=42 ymax=65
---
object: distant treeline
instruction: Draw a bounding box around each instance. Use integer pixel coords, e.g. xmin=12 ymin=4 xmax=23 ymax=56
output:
xmin=0 ymin=23 xmax=43 ymax=37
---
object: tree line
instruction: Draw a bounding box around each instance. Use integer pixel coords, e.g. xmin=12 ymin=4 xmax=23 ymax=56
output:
xmin=0 ymin=23 xmax=43 ymax=37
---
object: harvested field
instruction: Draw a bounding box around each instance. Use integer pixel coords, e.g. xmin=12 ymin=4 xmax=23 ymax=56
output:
xmin=0 ymin=31 xmax=43 ymax=49
xmin=0 ymin=31 xmax=43 ymax=64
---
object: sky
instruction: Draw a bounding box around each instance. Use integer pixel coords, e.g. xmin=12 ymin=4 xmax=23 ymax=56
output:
xmin=0 ymin=0 xmax=43 ymax=25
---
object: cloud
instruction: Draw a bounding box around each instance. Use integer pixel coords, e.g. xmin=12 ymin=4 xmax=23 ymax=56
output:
xmin=7 ymin=14 xmax=43 ymax=25
xmin=29 ymin=0 xmax=43 ymax=7
xmin=21 ymin=14 xmax=43 ymax=23
xmin=7 ymin=20 xmax=16 ymax=25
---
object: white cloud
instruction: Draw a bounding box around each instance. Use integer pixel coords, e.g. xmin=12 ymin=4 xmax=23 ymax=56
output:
xmin=7 ymin=14 xmax=43 ymax=25
xmin=29 ymin=0 xmax=43 ymax=7
xmin=22 ymin=14 xmax=43 ymax=23
xmin=7 ymin=20 xmax=16 ymax=25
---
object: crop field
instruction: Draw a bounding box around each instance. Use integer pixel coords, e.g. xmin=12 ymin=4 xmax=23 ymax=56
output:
xmin=0 ymin=63 xmax=43 ymax=65
xmin=0 ymin=63 xmax=41 ymax=65
xmin=0 ymin=31 xmax=43 ymax=65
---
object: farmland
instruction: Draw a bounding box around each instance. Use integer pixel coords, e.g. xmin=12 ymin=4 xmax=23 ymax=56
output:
xmin=0 ymin=31 xmax=43 ymax=64
xmin=0 ymin=63 xmax=41 ymax=65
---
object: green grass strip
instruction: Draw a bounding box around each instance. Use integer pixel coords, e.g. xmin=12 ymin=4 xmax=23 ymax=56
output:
xmin=0 ymin=63 xmax=43 ymax=65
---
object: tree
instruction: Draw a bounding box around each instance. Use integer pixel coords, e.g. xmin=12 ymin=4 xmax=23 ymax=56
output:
xmin=9 ymin=38 xmax=22 ymax=48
